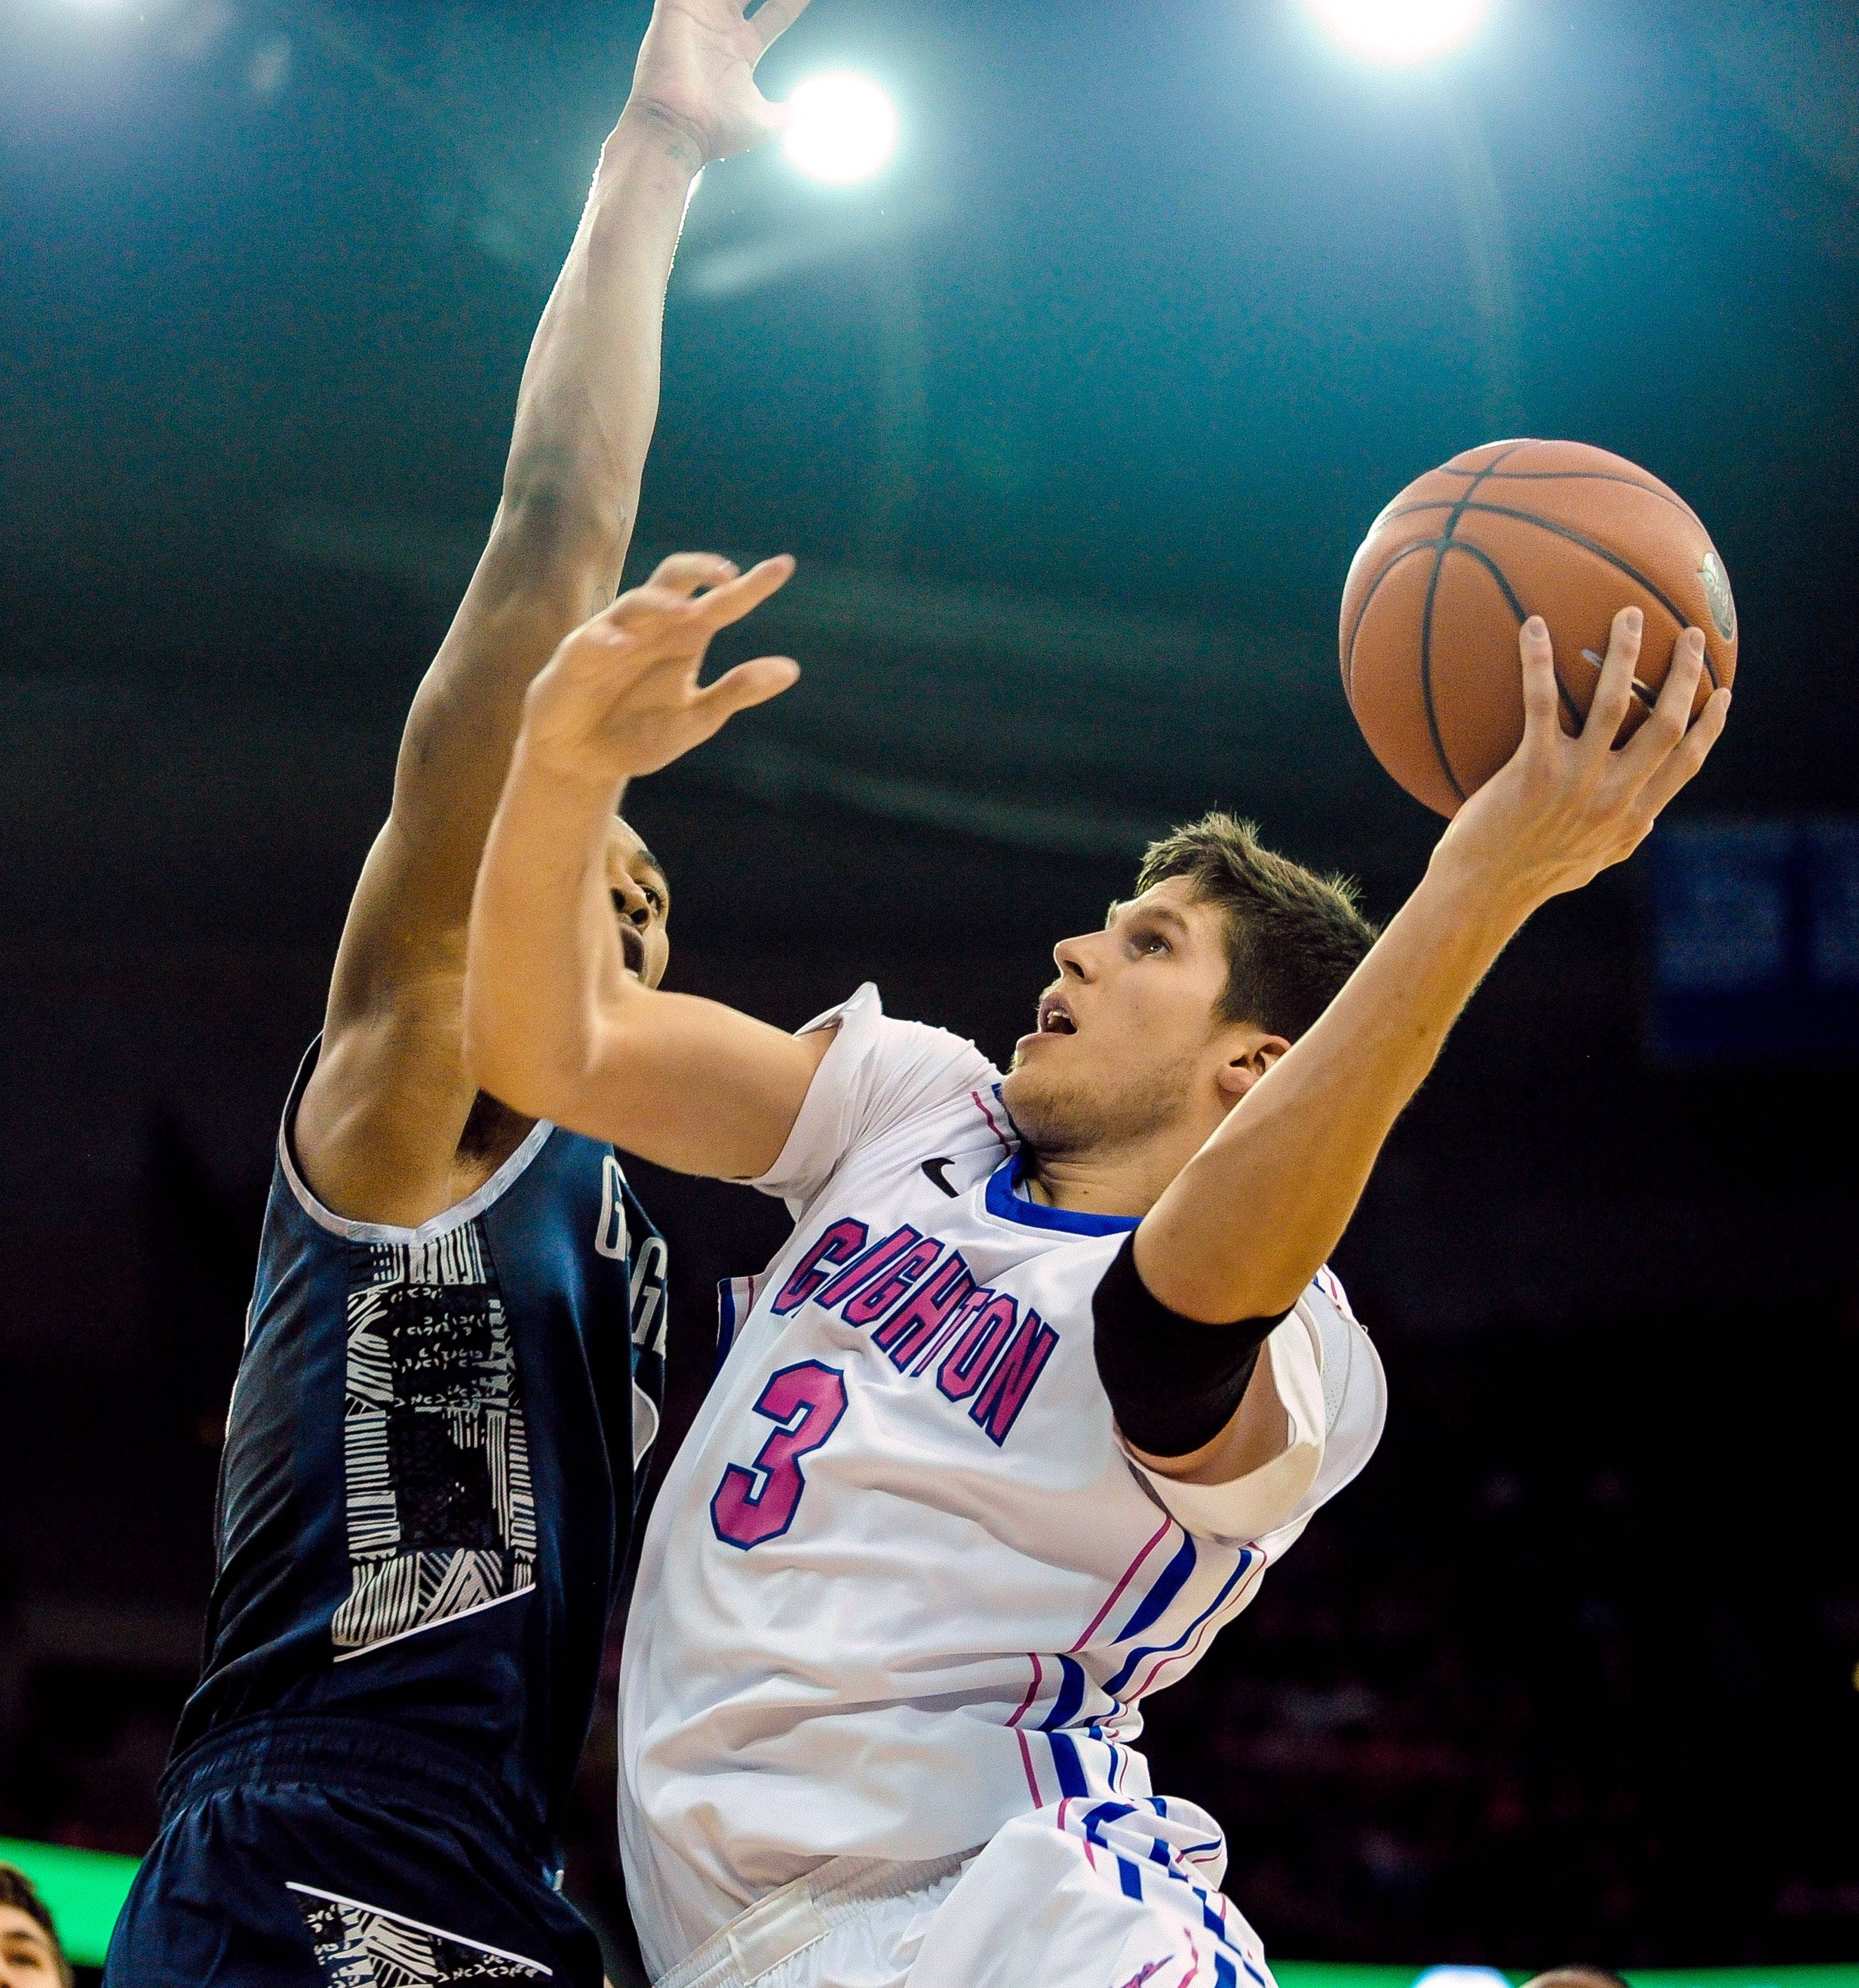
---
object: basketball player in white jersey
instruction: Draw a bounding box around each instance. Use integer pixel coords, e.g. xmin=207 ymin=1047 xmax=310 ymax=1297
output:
xmin=462 ymin=583 xmax=1728 ymax=1987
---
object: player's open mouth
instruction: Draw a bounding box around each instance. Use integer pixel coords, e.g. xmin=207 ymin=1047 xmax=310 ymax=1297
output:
xmin=1036 ymin=992 xmax=1076 ymax=1035
xmin=619 ymin=924 xmax=646 ymax=977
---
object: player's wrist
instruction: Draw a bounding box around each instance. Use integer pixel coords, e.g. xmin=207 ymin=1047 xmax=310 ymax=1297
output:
xmin=1420 ymin=836 xmax=1549 ymax=935
xmin=510 ymin=725 xmax=633 ymax=808
xmin=611 ymin=98 xmax=711 ymax=177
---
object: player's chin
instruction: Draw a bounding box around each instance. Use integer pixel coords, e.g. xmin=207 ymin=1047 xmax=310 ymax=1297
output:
xmin=999 ymin=1059 xmax=1055 ymax=1118
xmin=999 ymin=1062 xmax=1089 ymax=1157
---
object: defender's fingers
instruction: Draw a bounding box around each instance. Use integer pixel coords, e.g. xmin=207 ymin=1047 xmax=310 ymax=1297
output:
xmin=587 ymin=584 xmax=704 ymax=639
xmin=646 ymin=552 xmax=741 ymax=599
xmin=1518 ymin=616 xmax=1560 ymax=744
xmin=1636 ymin=685 xmax=1731 ymax=817
xmin=1580 ymin=605 xmax=1643 ymax=754
xmin=750 ymin=0 xmax=812 ymax=54
xmin=693 ymin=554 xmax=798 ymax=630
xmin=692 ymin=655 xmax=801 ymax=727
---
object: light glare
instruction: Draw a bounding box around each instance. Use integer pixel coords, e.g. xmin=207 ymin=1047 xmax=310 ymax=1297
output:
xmin=1307 ymin=0 xmax=1493 ymax=65
xmin=782 ymin=73 xmax=899 ymax=186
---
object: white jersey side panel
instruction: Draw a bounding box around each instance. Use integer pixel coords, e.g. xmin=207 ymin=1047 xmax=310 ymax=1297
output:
xmin=619 ymin=987 xmax=1387 ymax=1978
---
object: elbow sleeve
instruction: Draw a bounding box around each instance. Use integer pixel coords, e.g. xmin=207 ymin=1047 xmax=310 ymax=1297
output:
xmin=1092 ymin=1233 xmax=1291 ymax=1459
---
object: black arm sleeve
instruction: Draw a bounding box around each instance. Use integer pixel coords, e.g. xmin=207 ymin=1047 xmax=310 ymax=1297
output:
xmin=1091 ymin=1232 xmax=1293 ymax=1460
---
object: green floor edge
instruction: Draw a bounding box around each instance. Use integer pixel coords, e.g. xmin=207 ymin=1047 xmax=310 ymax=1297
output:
xmin=4 ymin=1836 xmax=1855 ymax=1980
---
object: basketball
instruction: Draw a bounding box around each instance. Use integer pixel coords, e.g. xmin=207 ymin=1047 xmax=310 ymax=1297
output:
xmin=1339 ymin=439 xmax=1739 ymax=816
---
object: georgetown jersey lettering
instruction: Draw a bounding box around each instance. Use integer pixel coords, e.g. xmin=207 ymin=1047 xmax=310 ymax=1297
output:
xmin=174 ymin=1042 xmax=666 ymax=1837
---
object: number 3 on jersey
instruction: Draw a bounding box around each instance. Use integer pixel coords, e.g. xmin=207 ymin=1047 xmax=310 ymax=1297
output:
xmin=710 ymin=1361 xmax=848 ymax=1551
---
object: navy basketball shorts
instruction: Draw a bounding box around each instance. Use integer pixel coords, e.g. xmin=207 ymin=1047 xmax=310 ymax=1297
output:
xmin=104 ymin=1716 xmax=606 ymax=1988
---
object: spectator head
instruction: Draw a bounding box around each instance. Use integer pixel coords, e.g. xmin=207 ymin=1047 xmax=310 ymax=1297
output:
xmin=1522 ymin=1970 xmax=1633 ymax=1988
xmin=0 ymin=1867 xmax=71 ymax=1988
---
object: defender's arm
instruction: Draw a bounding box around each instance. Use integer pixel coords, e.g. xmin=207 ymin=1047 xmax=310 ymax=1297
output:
xmin=464 ymin=562 xmax=828 ymax=1181
xmin=298 ymin=1 xmax=811 ymax=1225
xmin=1133 ymin=611 xmax=1728 ymax=1480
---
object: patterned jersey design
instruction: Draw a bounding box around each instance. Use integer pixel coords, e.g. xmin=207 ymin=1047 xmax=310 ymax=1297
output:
xmin=331 ymin=1222 xmax=536 ymax=1657
xmin=293 ymin=1888 xmax=550 ymax=1984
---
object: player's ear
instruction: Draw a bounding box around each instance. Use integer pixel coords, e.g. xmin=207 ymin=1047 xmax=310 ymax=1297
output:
xmin=1214 ymin=1033 xmax=1289 ymax=1105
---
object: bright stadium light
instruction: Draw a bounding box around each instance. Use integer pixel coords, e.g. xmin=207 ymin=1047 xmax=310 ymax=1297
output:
xmin=1306 ymin=0 xmax=1494 ymax=65
xmin=782 ymin=72 xmax=899 ymax=185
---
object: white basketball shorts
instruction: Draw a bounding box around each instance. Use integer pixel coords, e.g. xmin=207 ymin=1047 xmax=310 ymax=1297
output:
xmin=652 ymin=1796 xmax=1275 ymax=1988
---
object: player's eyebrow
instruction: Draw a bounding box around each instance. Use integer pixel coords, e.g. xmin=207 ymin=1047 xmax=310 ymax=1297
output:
xmin=1108 ymin=897 xmax=1189 ymax=937
xmin=635 ymin=850 xmax=670 ymax=897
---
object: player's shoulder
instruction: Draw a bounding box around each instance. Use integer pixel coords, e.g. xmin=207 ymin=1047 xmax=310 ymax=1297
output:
xmin=806 ymin=984 xmax=1004 ymax=1120
xmin=1287 ymin=1261 xmax=1386 ymax=1513
xmin=1309 ymin=1263 xmax=1363 ymax=1329
xmin=810 ymin=982 xmax=997 ymax=1070
xmin=754 ymin=985 xmax=1008 ymax=1213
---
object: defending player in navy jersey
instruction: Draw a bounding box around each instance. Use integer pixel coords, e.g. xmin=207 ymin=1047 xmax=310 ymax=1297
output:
xmin=104 ymin=6 xmax=815 ymax=1985
xmin=463 ymin=576 xmax=1727 ymax=1987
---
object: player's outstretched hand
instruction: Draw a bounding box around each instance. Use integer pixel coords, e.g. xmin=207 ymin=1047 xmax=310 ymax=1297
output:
xmin=1433 ymin=605 xmax=1731 ymax=909
xmin=626 ymin=0 xmax=813 ymax=167
xmin=519 ymin=552 xmax=799 ymax=786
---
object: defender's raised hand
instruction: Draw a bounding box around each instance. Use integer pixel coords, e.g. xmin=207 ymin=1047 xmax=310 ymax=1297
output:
xmin=627 ymin=0 xmax=814 ymax=167
xmin=1434 ymin=605 xmax=1732 ymax=912
xmin=519 ymin=553 xmax=799 ymax=786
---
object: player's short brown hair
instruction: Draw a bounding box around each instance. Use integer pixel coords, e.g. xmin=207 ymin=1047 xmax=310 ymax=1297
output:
xmin=0 ymin=1863 xmax=73 ymax=1988
xmin=1135 ymin=811 xmax=1379 ymax=1041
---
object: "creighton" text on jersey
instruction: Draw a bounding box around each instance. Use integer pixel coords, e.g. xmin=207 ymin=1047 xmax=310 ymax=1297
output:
xmin=773 ymin=1217 xmax=1059 ymax=1445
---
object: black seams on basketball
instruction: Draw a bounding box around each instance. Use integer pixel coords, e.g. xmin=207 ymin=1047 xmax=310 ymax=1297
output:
xmin=1339 ymin=438 xmax=1739 ymax=817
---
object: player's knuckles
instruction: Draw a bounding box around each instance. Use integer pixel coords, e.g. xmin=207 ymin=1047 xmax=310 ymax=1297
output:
xmin=1665 ymin=652 xmax=1704 ymax=704
xmin=617 ymin=585 xmax=690 ymax=622
xmin=1645 ymin=706 xmax=1687 ymax=750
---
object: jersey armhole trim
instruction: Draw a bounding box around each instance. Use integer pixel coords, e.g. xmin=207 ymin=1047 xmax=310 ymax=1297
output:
xmin=277 ymin=1037 xmax=557 ymax=1246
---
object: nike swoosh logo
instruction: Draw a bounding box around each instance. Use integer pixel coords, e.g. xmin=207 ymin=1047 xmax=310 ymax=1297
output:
xmin=921 ymin=1157 xmax=958 ymax=1197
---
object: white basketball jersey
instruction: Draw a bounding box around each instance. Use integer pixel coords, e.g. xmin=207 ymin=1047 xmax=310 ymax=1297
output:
xmin=620 ymin=987 xmax=1388 ymax=1978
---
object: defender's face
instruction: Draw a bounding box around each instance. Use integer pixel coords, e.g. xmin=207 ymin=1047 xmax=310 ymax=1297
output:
xmin=1001 ymin=877 xmax=1234 ymax=1155
xmin=0 ymin=1906 xmax=60 ymax=1987
xmin=607 ymin=817 xmax=671 ymax=988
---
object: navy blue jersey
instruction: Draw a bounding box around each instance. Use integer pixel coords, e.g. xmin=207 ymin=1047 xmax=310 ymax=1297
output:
xmin=170 ymin=1044 xmax=667 ymax=1841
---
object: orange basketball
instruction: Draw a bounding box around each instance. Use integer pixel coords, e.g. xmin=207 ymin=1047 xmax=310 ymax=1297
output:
xmin=1339 ymin=439 xmax=1738 ymax=817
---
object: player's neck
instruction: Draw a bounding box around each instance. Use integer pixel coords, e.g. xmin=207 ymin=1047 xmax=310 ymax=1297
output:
xmin=1020 ymin=1125 xmax=1203 ymax=1223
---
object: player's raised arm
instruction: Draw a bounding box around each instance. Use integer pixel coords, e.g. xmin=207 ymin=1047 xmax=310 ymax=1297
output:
xmin=1136 ymin=608 xmax=1730 ymax=1333
xmin=464 ymin=557 xmax=833 ymax=1178
xmin=295 ymin=0 xmax=811 ymax=1226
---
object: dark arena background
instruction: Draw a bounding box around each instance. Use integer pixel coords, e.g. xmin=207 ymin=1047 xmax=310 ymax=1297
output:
xmin=3 ymin=0 xmax=1858 ymax=1981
